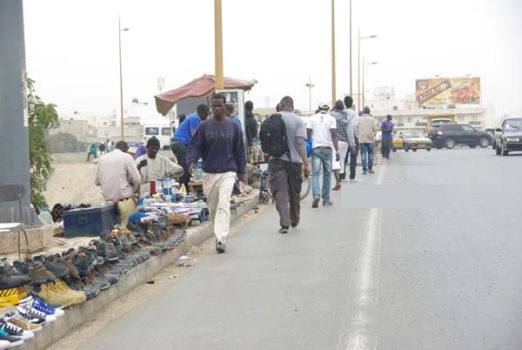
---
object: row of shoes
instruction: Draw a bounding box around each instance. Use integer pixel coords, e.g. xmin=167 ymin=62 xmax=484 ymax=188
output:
xmin=0 ymin=291 xmax=64 ymax=349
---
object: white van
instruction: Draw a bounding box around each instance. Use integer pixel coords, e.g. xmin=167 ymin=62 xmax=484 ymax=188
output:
xmin=143 ymin=124 xmax=172 ymax=150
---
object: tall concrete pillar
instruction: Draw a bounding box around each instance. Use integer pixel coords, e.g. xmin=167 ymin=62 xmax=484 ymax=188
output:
xmin=0 ymin=0 xmax=36 ymax=224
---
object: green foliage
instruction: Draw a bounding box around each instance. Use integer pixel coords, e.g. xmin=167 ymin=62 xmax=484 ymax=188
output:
xmin=26 ymin=78 xmax=59 ymax=210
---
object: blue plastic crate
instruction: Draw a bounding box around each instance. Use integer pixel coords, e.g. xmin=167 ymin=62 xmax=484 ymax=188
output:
xmin=62 ymin=205 xmax=117 ymax=237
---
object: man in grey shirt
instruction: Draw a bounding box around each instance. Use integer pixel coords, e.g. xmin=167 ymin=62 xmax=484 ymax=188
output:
xmin=269 ymin=96 xmax=309 ymax=234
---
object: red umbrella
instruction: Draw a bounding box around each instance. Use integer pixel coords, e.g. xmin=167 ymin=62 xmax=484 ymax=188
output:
xmin=154 ymin=74 xmax=254 ymax=116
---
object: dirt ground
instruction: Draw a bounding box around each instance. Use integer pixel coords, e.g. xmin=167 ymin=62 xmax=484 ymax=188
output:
xmin=44 ymin=162 xmax=102 ymax=208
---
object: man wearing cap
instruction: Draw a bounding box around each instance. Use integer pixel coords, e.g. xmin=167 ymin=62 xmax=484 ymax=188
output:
xmin=307 ymin=101 xmax=340 ymax=208
xmin=136 ymin=136 xmax=184 ymax=185
xmin=95 ymin=141 xmax=141 ymax=225
xmin=171 ymin=104 xmax=210 ymax=192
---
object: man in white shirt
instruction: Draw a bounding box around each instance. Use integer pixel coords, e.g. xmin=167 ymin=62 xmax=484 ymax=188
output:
xmin=307 ymin=102 xmax=340 ymax=208
xmin=135 ymin=136 xmax=184 ymax=186
xmin=95 ymin=141 xmax=141 ymax=225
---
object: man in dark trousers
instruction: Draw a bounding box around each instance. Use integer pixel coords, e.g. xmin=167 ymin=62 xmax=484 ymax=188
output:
xmin=187 ymin=94 xmax=246 ymax=253
xmin=269 ymin=96 xmax=309 ymax=233
xmin=381 ymin=114 xmax=394 ymax=159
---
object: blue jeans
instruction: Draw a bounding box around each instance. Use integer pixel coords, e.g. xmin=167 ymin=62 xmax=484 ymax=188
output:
xmin=312 ymin=147 xmax=333 ymax=201
xmin=360 ymin=143 xmax=374 ymax=172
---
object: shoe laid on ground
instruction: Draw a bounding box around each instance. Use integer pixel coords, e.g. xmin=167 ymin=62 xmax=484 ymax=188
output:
xmin=3 ymin=314 xmax=42 ymax=333
xmin=323 ymin=200 xmax=333 ymax=206
xmin=312 ymin=197 xmax=320 ymax=208
xmin=0 ymin=262 xmax=31 ymax=289
xmin=215 ymin=240 xmax=226 ymax=254
xmin=278 ymin=226 xmax=289 ymax=234
xmin=20 ymin=296 xmax=65 ymax=317
xmin=369 ymin=170 xmax=375 ymax=174
xmin=17 ymin=304 xmax=56 ymax=322
xmin=0 ymin=329 xmax=23 ymax=348
xmin=0 ymin=319 xmax=33 ymax=340
xmin=332 ymin=184 xmax=341 ymax=191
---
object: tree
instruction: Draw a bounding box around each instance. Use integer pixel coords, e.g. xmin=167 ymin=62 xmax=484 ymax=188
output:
xmin=26 ymin=78 xmax=59 ymax=210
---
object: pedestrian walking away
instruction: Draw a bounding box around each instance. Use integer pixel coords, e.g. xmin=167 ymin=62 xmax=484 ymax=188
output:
xmin=265 ymin=96 xmax=309 ymax=234
xmin=94 ymin=141 xmax=141 ymax=225
xmin=344 ymin=96 xmax=358 ymax=182
xmin=355 ymin=106 xmax=378 ymax=175
xmin=330 ymin=100 xmax=350 ymax=191
xmin=171 ymin=104 xmax=209 ymax=193
xmin=187 ymin=93 xmax=247 ymax=253
xmin=381 ymin=114 xmax=394 ymax=159
xmin=307 ymin=102 xmax=340 ymax=208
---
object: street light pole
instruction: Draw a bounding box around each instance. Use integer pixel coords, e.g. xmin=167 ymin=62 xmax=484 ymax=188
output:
xmin=214 ymin=0 xmax=224 ymax=90
xmin=331 ymin=0 xmax=336 ymax=107
xmin=357 ymin=29 xmax=377 ymax=112
xmin=349 ymin=0 xmax=352 ymax=96
xmin=305 ymin=76 xmax=315 ymax=115
xmin=118 ymin=18 xmax=129 ymax=141
xmin=362 ymin=59 xmax=378 ymax=110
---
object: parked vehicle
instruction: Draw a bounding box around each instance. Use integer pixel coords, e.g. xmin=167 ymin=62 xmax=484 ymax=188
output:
xmin=143 ymin=124 xmax=172 ymax=150
xmin=427 ymin=124 xmax=492 ymax=149
xmin=393 ymin=130 xmax=432 ymax=152
xmin=494 ymin=117 xmax=522 ymax=156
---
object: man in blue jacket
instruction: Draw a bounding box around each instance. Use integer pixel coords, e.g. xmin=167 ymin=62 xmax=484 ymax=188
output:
xmin=187 ymin=94 xmax=246 ymax=254
xmin=171 ymin=104 xmax=209 ymax=192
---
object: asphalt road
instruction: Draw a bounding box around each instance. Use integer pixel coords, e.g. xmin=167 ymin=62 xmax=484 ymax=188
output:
xmin=79 ymin=148 xmax=522 ymax=350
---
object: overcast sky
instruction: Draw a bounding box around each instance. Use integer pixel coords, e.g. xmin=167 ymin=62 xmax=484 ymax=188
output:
xmin=23 ymin=0 xmax=522 ymax=118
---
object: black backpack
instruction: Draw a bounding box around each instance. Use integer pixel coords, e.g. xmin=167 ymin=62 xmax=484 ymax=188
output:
xmin=259 ymin=113 xmax=289 ymax=158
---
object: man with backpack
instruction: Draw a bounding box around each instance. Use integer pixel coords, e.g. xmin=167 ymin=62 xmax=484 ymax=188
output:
xmin=260 ymin=96 xmax=309 ymax=234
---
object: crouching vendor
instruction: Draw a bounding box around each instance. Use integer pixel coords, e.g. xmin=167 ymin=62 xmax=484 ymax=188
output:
xmin=95 ymin=141 xmax=141 ymax=225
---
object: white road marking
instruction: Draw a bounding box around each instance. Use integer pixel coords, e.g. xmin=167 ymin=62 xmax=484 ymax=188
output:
xmin=338 ymin=166 xmax=385 ymax=350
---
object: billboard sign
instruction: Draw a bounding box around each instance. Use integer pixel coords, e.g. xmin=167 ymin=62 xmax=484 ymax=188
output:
xmin=415 ymin=77 xmax=480 ymax=106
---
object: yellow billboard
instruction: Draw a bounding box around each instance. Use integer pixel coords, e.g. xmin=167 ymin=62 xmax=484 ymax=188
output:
xmin=415 ymin=77 xmax=481 ymax=106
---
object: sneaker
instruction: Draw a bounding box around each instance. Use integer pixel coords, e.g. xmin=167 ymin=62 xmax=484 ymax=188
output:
xmin=0 ymin=329 xmax=23 ymax=348
xmin=362 ymin=171 xmax=368 ymax=175
xmin=0 ymin=339 xmax=11 ymax=349
xmin=0 ymin=319 xmax=33 ymax=340
xmin=369 ymin=169 xmax=375 ymax=174
xmin=312 ymin=197 xmax=320 ymax=208
xmin=323 ymin=200 xmax=333 ymax=206
xmin=17 ymin=304 xmax=56 ymax=322
xmin=278 ymin=226 xmax=289 ymax=234
xmin=3 ymin=314 xmax=42 ymax=333
xmin=20 ymin=296 xmax=65 ymax=317
xmin=290 ymin=220 xmax=299 ymax=228
xmin=215 ymin=240 xmax=226 ymax=254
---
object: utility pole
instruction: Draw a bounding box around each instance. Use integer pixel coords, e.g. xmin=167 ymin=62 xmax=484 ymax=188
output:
xmin=214 ymin=0 xmax=224 ymax=90
xmin=0 ymin=0 xmax=36 ymax=224
xmin=331 ymin=0 xmax=337 ymax=107
xmin=305 ymin=76 xmax=315 ymax=115
xmin=349 ymin=0 xmax=353 ymax=96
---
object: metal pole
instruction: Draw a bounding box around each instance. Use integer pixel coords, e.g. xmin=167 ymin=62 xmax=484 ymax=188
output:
xmin=362 ymin=57 xmax=365 ymax=110
xmin=349 ymin=0 xmax=353 ymax=96
xmin=118 ymin=18 xmax=125 ymax=140
xmin=214 ymin=0 xmax=224 ymax=90
xmin=331 ymin=0 xmax=336 ymax=107
xmin=357 ymin=27 xmax=361 ymax=112
xmin=0 ymin=0 xmax=37 ymax=224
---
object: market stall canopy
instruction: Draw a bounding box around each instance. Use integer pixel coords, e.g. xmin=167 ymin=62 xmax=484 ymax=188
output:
xmin=154 ymin=74 xmax=255 ymax=116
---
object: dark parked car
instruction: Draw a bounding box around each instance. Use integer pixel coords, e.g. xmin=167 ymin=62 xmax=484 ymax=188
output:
xmin=494 ymin=117 xmax=522 ymax=156
xmin=427 ymin=124 xmax=492 ymax=149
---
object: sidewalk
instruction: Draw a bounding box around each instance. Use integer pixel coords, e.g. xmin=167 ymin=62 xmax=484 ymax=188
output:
xmin=15 ymin=191 xmax=259 ymax=350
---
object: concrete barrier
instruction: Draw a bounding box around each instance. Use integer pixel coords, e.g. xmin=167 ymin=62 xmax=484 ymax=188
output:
xmin=17 ymin=192 xmax=259 ymax=350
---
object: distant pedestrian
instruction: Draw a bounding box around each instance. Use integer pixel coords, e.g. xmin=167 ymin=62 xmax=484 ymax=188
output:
xmin=355 ymin=106 xmax=378 ymax=174
xmin=106 ymin=139 xmax=113 ymax=152
xmin=95 ymin=141 xmax=141 ymax=225
xmin=87 ymin=143 xmax=97 ymax=162
xmin=98 ymin=142 xmax=106 ymax=156
xmin=171 ymin=104 xmax=209 ymax=192
xmin=187 ymin=94 xmax=246 ymax=253
xmin=267 ymin=96 xmax=309 ymax=234
xmin=343 ymin=96 xmax=358 ymax=182
xmin=308 ymin=102 xmax=340 ymax=208
xmin=245 ymin=101 xmax=259 ymax=150
xmin=330 ymin=100 xmax=349 ymax=191
xmin=381 ymin=114 xmax=394 ymax=159
xmin=226 ymin=103 xmax=241 ymax=127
